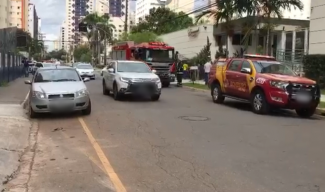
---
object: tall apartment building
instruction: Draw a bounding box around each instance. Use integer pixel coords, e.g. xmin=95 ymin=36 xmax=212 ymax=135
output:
xmin=109 ymin=0 xmax=125 ymax=17
xmin=9 ymin=0 xmax=29 ymax=30
xmin=59 ymin=21 xmax=66 ymax=50
xmin=0 ymin=0 xmax=10 ymax=29
xmin=27 ymin=3 xmax=38 ymax=39
xmin=309 ymin=0 xmax=324 ymax=54
xmin=135 ymin=0 xmax=165 ymax=23
xmin=128 ymin=10 xmax=135 ymax=30
xmin=95 ymin=0 xmax=109 ymax=15
xmin=38 ymin=18 xmax=42 ymax=40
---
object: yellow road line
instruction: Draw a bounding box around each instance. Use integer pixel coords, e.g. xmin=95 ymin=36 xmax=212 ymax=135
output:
xmin=78 ymin=117 xmax=127 ymax=192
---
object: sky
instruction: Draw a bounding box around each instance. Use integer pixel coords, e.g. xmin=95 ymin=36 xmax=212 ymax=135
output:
xmin=32 ymin=0 xmax=136 ymax=51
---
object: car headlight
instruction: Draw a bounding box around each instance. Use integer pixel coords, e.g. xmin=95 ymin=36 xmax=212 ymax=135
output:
xmin=152 ymin=77 xmax=160 ymax=83
xmin=120 ymin=77 xmax=132 ymax=83
xmin=269 ymin=81 xmax=288 ymax=90
xmin=32 ymin=91 xmax=46 ymax=99
xmin=75 ymin=89 xmax=88 ymax=97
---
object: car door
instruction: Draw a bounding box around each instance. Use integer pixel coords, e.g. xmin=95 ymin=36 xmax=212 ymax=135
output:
xmin=103 ymin=62 xmax=112 ymax=89
xmin=224 ymin=60 xmax=242 ymax=96
xmin=235 ymin=60 xmax=254 ymax=99
xmin=106 ymin=62 xmax=116 ymax=90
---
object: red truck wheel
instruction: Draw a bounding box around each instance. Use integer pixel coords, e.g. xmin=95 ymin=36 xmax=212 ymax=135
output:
xmin=295 ymin=108 xmax=316 ymax=118
xmin=251 ymin=90 xmax=270 ymax=114
xmin=211 ymin=83 xmax=225 ymax=103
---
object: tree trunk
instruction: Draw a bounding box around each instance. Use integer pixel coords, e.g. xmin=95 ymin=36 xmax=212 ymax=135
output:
xmin=265 ymin=15 xmax=271 ymax=55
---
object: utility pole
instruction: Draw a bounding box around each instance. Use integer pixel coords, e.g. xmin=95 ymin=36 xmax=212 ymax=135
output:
xmin=124 ymin=0 xmax=128 ymax=33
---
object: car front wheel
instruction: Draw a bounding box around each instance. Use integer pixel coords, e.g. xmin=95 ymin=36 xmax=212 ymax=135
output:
xmin=102 ymin=80 xmax=110 ymax=95
xmin=151 ymin=94 xmax=160 ymax=101
xmin=296 ymin=107 xmax=316 ymax=118
xmin=251 ymin=90 xmax=270 ymax=114
xmin=211 ymin=83 xmax=224 ymax=103
xmin=113 ymin=84 xmax=121 ymax=100
xmin=82 ymin=100 xmax=91 ymax=115
xmin=29 ymin=105 xmax=38 ymax=118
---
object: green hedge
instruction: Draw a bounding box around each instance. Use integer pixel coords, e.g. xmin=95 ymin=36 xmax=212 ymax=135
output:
xmin=303 ymin=54 xmax=325 ymax=88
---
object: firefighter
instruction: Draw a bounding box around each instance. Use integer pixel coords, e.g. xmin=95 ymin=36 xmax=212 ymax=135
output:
xmin=176 ymin=60 xmax=183 ymax=87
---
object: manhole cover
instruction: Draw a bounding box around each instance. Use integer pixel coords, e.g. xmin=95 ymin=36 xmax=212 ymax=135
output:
xmin=179 ymin=116 xmax=209 ymax=121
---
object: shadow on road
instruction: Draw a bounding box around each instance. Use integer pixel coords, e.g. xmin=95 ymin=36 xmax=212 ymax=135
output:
xmin=223 ymin=101 xmax=322 ymax=120
xmin=33 ymin=111 xmax=82 ymax=120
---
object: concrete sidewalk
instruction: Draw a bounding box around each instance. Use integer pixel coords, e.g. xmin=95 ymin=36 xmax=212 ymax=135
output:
xmin=0 ymin=77 xmax=32 ymax=191
xmin=0 ymin=77 xmax=31 ymax=104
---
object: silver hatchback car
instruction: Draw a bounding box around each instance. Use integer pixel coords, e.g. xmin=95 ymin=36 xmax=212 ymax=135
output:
xmin=24 ymin=66 xmax=91 ymax=118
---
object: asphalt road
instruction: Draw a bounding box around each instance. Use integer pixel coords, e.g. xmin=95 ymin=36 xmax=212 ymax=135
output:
xmin=26 ymin=76 xmax=325 ymax=192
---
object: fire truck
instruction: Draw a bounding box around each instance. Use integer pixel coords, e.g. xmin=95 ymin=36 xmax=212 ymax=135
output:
xmin=111 ymin=41 xmax=175 ymax=87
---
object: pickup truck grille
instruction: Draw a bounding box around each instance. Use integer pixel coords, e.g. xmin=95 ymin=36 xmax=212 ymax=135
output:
xmin=286 ymin=83 xmax=319 ymax=95
xmin=129 ymin=83 xmax=157 ymax=94
xmin=48 ymin=94 xmax=75 ymax=99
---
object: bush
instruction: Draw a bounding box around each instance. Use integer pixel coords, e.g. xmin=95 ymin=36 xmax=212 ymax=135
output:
xmin=303 ymin=54 xmax=325 ymax=88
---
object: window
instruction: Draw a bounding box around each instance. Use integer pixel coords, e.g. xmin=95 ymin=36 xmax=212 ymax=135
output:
xmin=241 ymin=61 xmax=251 ymax=70
xmin=232 ymin=34 xmax=252 ymax=46
xmin=228 ymin=60 xmax=241 ymax=71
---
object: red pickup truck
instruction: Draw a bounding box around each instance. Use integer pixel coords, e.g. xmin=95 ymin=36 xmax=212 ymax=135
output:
xmin=208 ymin=54 xmax=321 ymax=118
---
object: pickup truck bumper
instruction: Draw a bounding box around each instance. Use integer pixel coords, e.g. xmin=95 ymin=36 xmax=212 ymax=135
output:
xmin=267 ymin=90 xmax=320 ymax=109
xmin=119 ymin=82 xmax=161 ymax=96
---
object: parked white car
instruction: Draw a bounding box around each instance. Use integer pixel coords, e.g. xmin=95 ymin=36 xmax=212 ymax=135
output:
xmin=102 ymin=60 xmax=161 ymax=101
xmin=75 ymin=64 xmax=95 ymax=79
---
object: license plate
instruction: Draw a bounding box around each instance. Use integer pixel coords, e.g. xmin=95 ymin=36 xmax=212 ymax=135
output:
xmin=296 ymin=94 xmax=311 ymax=102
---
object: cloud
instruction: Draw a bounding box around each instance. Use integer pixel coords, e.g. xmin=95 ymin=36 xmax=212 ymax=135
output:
xmin=31 ymin=0 xmax=65 ymax=50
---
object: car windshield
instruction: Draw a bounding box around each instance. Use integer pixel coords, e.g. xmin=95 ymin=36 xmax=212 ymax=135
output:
xmin=117 ymin=62 xmax=151 ymax=73
xmin=77 ymin=64 xmax=93 ymax=69
xmin=35 ymin=63 xmax=43 ymax=67
xmin=145 ymin=49 xmax=174 ymax=62
xmin=253 ymin=61 xmax=296 ymax=76
xmin=34 ymin=69 xmax=81 ymax=82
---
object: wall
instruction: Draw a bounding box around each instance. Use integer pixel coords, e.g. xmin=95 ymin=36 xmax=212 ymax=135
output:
xmin=309 ymin=0 xmax=325 ymax=54
xmin=159 ymin=24 xmax=217 ymax=60
xmin=28 ymin=4 xmax=34 ymax=37
xmin=0 ymin=0 xmax=10 ymax=29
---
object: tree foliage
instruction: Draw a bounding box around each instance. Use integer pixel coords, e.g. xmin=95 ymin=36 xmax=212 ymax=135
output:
xmin=303 ymin=55 xmax=325 ymax=88
xmin=46 ymin=49 xmax=67 ymax=60
xmin=196 ymin=0 xmax=303 ymax=54
xmin=131 ymin=7 xmax=193 ymax=35
xmin=118 ymin=32 xmax=162 ymax=43
xmin=189 ymin=41 xmax=211 ymax=66
xmin=82 ymin=13 xmax=116 ymax=64
xmin=74 ymin=45 xmax=91 ymax=62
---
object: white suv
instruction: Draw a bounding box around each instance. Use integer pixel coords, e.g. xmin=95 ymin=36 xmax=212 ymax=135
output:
xmin=102 ymin=60 xmax=162 ymax=101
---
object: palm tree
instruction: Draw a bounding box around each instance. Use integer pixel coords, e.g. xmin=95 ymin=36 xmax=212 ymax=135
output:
xmin=196 ymin=0 xmax=303 ymax=55
xmin=196 ymin=0 xmax=238 ymax=57
xmin=82 ymin=13 xmax=115 ymax=65
xmin=258 ymin=0 xmax=303 ymax=54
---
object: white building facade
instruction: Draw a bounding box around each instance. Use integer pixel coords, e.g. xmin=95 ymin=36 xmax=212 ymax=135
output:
xmin=59 ymin=21 xmax=67 ymax=50
xmin=135 ymin=0 xmax=166 ymax=23
xmin=0 ymin=0 xmax=10 ymax=29
xmin=27 ymin=3 xmax=39 ymax=39
xmin=9 ymin=0 xmax=29 ymax=30
xmin=308 ymin=0 xmax=325 ymax=54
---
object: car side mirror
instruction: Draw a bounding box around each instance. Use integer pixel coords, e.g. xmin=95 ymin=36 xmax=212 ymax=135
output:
xmin=152 ymin=69 xmax=157 ymax=73
xmin=240 ymin=68 xmax=251 ymax=74
xmin=83 ymin=77 xmax=90 ymax=82
xmin=24 ymin=80 xmax=31 ymax=84
xmin=108 ymin=68 xmax=114 ymax=73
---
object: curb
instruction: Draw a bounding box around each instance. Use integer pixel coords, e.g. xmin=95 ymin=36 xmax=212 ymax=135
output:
xmin=21 ymin=91 xmax=29 ymax=109
xmin=183 ymin=86 xmax=325 ymax=117
xmin=315 ymin=108 xmax=325 ymax=116
xmin=183 ymin=86 xmax=209 ymax=93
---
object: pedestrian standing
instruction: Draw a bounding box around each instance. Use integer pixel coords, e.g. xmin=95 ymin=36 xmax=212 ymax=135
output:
xmin=22 ymin=58 xmax=29 ymax=77
xmin=204 ymin=57 xmax=212 ymax=85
